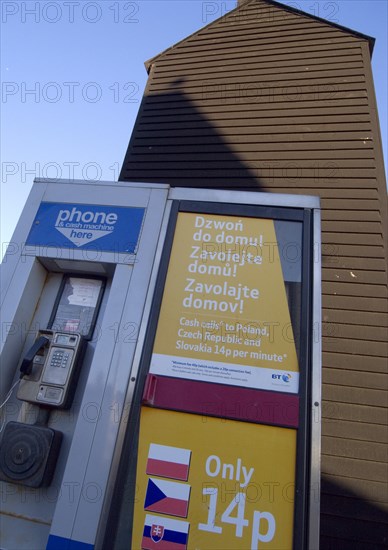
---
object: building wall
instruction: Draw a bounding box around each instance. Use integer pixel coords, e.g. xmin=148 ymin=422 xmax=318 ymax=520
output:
xmin=120 ymin=1 xmax=388 ymax=547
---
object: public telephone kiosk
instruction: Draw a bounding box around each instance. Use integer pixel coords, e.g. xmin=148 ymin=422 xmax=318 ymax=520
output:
xmin=0 ymin=178 xmax=321 ymax=550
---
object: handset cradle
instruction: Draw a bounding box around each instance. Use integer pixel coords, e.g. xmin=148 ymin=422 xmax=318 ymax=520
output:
xmin=19 ymin=335 xmax=50 ymax=378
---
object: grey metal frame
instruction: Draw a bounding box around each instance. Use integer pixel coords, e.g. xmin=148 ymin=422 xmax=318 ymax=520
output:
xmin=0 ymin=178 xmax=169 ymax=549
xmin=309 ymin=208 xmax=322 ymax=550
xmin=102 ymin=186 xmax=322 ymax=550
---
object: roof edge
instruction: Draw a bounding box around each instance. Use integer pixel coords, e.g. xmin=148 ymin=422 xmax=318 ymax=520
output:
xmin=144 ymin=0 xmax=375 ymax=72
xmin=144 ymin=1 xmax=242 ymax=72
xmin=265 ymin=0 xmax=375 ymax=54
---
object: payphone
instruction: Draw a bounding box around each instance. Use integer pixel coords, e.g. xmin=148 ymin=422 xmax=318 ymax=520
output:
xmin=17 ymin=329 xmax=84 ymax=408
xmin=15 ymin=274 xmax=105 ymax=409
xmin=0 ymin=275 xmax=104 ymax=488
xmin=0 ymin=179 xmax=320 ymax=550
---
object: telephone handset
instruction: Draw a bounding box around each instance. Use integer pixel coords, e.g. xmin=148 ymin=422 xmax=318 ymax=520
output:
xmin=17 ymin=329 xmax=85 ymax=409
xmin=19 ymin=335 xmax=50 ymax=377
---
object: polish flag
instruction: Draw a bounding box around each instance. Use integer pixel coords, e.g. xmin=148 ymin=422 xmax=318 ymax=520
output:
xmin=146 ymin=443 xmax=191 ymax=481
xmin=142 ymin=514 xmax=189 ymax=550
xmin=144 ymin=478 xmax=191 ymax=518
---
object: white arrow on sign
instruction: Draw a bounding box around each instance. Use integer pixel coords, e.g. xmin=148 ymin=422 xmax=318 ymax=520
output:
xmin=55 ymin=227 xmax=113 ymax=247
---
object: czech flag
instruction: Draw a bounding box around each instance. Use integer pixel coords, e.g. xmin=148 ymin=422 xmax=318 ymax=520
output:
xmin=144 ymin=478 xmax=191 ymax=518
xmin=142 ymin=514 xmax=189 ymax=550
xmin=146 ymin=443 xmax=191 ymax=481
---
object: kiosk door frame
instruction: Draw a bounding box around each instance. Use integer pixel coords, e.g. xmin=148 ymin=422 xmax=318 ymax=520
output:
xmin=102 ymin=191 xmax=321 ymax=550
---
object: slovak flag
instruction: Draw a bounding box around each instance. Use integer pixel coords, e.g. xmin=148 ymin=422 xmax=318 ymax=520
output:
xmin=146 ymin=443 xmax=191 ymax=481
xmin=144 ymin=477 xmax=191 ymax=518
xmin=142 ymin=514 xmax=189 ymax=550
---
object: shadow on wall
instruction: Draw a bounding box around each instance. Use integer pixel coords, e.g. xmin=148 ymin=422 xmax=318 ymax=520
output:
xmin=119 ymin=77 xmax=388 ymax=550
xmin=320 ymin=475 xmax=388 ymax=548
xmin=120 ymin=78 xmax=269 ymax=189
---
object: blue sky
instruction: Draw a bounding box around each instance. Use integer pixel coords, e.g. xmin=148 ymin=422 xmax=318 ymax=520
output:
xmin=1 ymin=0 xmax=387 ymax=256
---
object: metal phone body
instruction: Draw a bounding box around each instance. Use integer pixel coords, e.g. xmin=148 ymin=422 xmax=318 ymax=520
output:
xmin=17 ymin=329 xmax=85 ymax=409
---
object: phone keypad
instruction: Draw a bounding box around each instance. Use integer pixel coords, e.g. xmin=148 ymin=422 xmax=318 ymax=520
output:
xmin=51 ymin=350 xmax=70 ymax=368
xmin=42 ymin=347 xmax=74 ymax=385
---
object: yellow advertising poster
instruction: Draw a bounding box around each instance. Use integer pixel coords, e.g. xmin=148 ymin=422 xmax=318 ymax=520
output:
xmin=132 ymin=407 xmax=296 ymax=550
xmin=150 ymin=213 xmax=299 ymax=393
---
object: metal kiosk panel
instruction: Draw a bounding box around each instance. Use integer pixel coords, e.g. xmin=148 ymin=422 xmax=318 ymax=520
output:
xmin=105 ymin=190 xmax=321 ymax=550
xmin=0 ymin=179 xmax=170 ymax=550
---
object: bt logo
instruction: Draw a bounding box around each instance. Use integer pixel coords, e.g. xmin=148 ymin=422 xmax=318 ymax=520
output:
xmin=272 ymin=373 xmax=292 ymax=383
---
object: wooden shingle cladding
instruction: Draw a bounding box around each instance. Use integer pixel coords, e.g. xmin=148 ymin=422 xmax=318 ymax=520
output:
xmin=120 ymin=0 xmax=387 ymax=547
